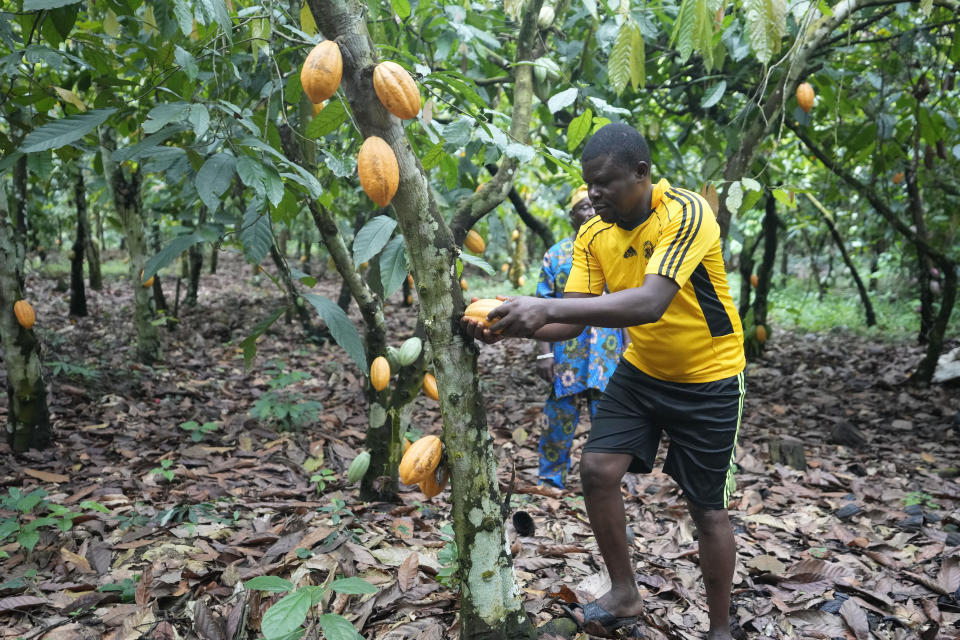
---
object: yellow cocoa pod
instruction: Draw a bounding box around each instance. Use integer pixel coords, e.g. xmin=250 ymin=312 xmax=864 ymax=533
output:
xmin=301 ymin=41 xmax=342 ymax=103
xmin=14 ymin=300 xmax=35 ymax=330
xmin=756 ymin=325 xmax=768 ymax=343
xmin=399 ymin=435 xmax=442 ymax=484
xmin=419 ymin=464 xmax=448 ymax=499
xmin=796 ymin=82 xmax=815 ymax=114
xmin=463 ymin=298 xmax=503 ymax=327
xmin=372 ymin=61 xmax=421 ymax=120
xmin=464 ymin=229 xmax=485 ymax=254
xmin=140 ymin=270 xmax=154 ymax=288
xmin=422 ymin=372 xmax=439 ymax=401
xmin=370 ymin=355 xmax=391 ymax=391
xmin=358 ymin=136 xmax=399 ymax=207
xmin=460 ymin=278 xmax=468 ymax=291
xmin=518 ymin=275 xmax=526 ymax=287
xmin=511 ymin=229 xmax=520 ymax=241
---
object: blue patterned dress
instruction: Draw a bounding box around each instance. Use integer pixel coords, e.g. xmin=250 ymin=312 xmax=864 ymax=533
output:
xmin=536 ymin=237 xmax=625 ymax=488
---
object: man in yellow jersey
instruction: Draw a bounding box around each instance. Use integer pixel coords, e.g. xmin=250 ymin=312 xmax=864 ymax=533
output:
xmin=462 ymin=122 xmax=745 ymax=639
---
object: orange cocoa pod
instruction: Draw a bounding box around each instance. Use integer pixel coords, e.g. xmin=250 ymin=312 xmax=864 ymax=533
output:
xmin=14 ymin=300 xmax=35 ymax=330
xmin=464 ymin=229 xmax=485 ymax=254
xmin=422 ymin=372 xmax=439 ymax=401
xmin=301 ymin=41 xmax=342 ymax=103
xmin=463 ymin=298 xmax=503 ymax=327
xmin=372 ymin=61 xmax=421 ymax=119
xmin=756 ymin=325 xmax=768 ymax=343
xmin=370 ymin=356 xmax=391 ymax=391
xmin=358 ymin=136 xmax=399 ymax=207
xmin=796 ymin=82 xmax=815 ymax=113
xmin=399 ymin=435 xmax=442 ymax=484
xmin=419 ymin=464 xmax=449 ymax=498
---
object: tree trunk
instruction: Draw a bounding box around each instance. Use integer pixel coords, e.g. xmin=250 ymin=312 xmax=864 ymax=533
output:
xmin=13 ymin=155 xmax=28 ymax=237
xmin=0 ymin=185 xmax=52 ymax=452
xmin=305 ymin=0 xmax=539 ymax=635
xmin=269 ymin=243 xmax=327 ymax=341
xmin=209 ymin=244 xmax=219 ymax=274
xmin=99 ymin=129 xmax=161 ymax=364
xmin=913 ymin=263 xmax=957 ymax=384
xmin=805 ymin=194 xmax=876 ymax=326
xmin=85 ymin=237 xmax=103 ymax=291
xmin=186 ymin=206 xmax=206 ymax=307
xmin=70 ymin=166 xmax=88 ymax=317
xmin=752 ymin=194 xmax=779 ymax=347
xmin=508 ymin=224 xmax=527 ymax=288
xmin=738 ymin=236 xmax=760 ymax=320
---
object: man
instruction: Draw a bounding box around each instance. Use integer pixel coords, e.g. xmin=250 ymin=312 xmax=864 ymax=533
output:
xmin=534 ymin=186 xmax=625 ymax=489
xmin=463 ymin=123 xmax=745 ymax=639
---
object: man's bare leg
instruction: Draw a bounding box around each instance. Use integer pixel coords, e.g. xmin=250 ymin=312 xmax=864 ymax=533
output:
xmin=579 ymin=451 xmax=644 ymax=619
xmin=688 ymin=501 xmax=735 ymax=640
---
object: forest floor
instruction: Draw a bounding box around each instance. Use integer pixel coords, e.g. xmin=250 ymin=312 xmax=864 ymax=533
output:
xmin=1 ymin=254 xmax=959 ymax=640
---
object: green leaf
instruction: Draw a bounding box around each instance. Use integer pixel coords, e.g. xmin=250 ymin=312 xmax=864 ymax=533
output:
xmin=318 ymin=613 xmax=363 ymax=640
xmin=18 ymin=530 xmax=40 ymax=551
xmin=460 ymin=252 xmax=495 ymax=276
xmin=379 ymin=236 xmax=408 ymax=298
xmin=20 ymin=109 xmax=116 ymax=153
xmin=302 ymin=295 xmax=367 ymax=371
xmin=609 ymin=23 xmax=632 ymax=96
xmin=24 ymin=0 xmax=80 ymax=9
xmin=581 ymin=0 xmax=598 ymax=20
xmin=353 ymin=215 xmax=397 ymax=267
xmin=391 ymin=0 xmax=411 ymax=20
xmin=306 ymin=99 xmax=348 ymax=138
xmin=421 ymin=143 xmax=445 ymax=171
xmin=143 ymin=103 xmax=190 ymax=134
xmin=261 ymin=589 xmax=311 ymax=639
xmin=188 ymin=104 xmax=210 ymax=139
xmin=547 ymin=88 xmax=578 ymax=113
xmin=743 ymin=0 xmax=787 ymax=64
xmin=671 ymin=0 xmax=697 ymax=63
xmin=198 ymin=0 xmax=233 ymax=37
xmin=240 ymin=307 xmax=286 ymax=369
xmin=629 ymin=24 xmax=645 ymax=90
xmin=701 ymin=80 xmax=726 ymax=108
xmin=241 ymin=202 xmax=273 ymax=264
xmin=725 ymin=181 xmax=743 ymax=213
xmin=951 ymin=23 xmax=960 ymax=63
xmin=245 ymin=576 xmax=294 ymax=592
xmin=330 ymin=577 xmax=377 ymax=595
xmin=567 ymin=108 xmax=592 ymax=152
xmin=771 ymin=188 xmax=796 ymax=209
xmin=143 ymin=233 xmax=205 ymax=280
xmin=78 ymin=500 xmax=110 ymax=513
xmin=196 ymin=153 xmax=236 ymax=212
xmin=174 ymin=0 xmax=193 ymax=36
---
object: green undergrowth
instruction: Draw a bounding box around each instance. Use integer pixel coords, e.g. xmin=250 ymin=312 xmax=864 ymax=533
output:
xmin=729 ymin=273 xmax=960 ymax=343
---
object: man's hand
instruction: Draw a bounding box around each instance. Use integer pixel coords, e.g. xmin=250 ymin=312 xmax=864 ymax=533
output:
xmin=487 ymin=296 xmax=550 ymax=338
xmin=460 ymin=296 xmax=508 ymax=344
xmin=536 ymin=358 xmax=554 ymax=382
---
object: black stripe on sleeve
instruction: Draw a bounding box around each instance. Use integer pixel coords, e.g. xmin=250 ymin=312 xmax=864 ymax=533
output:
xmin=690 ymin=263 xmax=735 ymax=337
xmin=665 ymin=190 xmax=703 ymax=280
xmin=584 ymin=223 xmax=615 ymax=293
xmin=657 ymin=190 xmax=690 ymax=277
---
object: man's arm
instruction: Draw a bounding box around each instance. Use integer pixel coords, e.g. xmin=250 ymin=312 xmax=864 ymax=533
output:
xmin=490 ymin=275 xmax=680 ymax=339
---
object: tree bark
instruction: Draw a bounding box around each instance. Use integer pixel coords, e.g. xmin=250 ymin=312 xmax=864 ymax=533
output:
xmin=0 ymin=185 xmax=52 ymax=452
xmin=99 ymin=128 xmax=161 ymax=364
xmin=186 ymin=206 xmax=206 ymax=307
xmin=305 ymin=0 xmax=539 ymax=635
xmin=751 ymin=194 xmax=779 ymax=352
xmin=69 ymin=165 xmax=88 ymax=317
xmin=209 ymin=244 xmax=219 ymax=274
xmin=805 ymin=194 xmax=876 ymax=326
xmin=738 ymin=235 xmax=761 ymax=320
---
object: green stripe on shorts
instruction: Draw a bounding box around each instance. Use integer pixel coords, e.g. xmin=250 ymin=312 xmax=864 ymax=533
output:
xmin=723 ymin=371 xmax=746 ymax=509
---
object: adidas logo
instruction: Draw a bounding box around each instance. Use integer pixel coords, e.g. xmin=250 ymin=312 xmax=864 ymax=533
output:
xmin=623 ymin=246 xmax=637 ymax=258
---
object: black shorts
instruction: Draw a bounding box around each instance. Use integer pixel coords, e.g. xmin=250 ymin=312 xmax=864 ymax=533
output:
xmin=584 ymin=360 xmax=745 ymax=509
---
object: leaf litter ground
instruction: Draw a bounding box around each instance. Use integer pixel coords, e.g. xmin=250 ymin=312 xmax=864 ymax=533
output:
xmin=1 ymin=258 xmax=958 ymax=640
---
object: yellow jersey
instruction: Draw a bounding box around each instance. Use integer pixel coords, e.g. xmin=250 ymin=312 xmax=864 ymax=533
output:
xmin=565 ymin=179 xmax=745 ymax=383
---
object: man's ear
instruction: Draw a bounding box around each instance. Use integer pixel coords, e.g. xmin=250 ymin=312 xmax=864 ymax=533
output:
xmin=634 ymin=161 xmax=649 ymax=181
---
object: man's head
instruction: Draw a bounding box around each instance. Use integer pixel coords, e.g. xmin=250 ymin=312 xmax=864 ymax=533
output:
xmin=581 ymin=123 xmax=652 ymax=225
xmin=568 ymin=184 xmax=594 ymax=232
